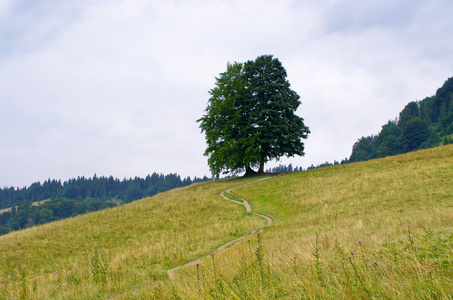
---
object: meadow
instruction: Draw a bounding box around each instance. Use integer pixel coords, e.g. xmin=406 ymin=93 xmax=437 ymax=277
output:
xmin=0 ymin=178 xmax=264 ymax=299
xmin=1 ymin=145 xmax=452 ymax=299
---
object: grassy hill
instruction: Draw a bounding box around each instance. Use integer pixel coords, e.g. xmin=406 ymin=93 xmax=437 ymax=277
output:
xmin=1 ymin=145 xmax=452 ymax=299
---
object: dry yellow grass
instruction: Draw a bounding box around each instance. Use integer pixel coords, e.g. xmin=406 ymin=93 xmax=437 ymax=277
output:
xmin=154 ymin=145 xmax=453 ymax=299
xmin=1 ymin=145 xmax=452 ymax=299
xmin=0 ymin=179 xmax=265 ymax=299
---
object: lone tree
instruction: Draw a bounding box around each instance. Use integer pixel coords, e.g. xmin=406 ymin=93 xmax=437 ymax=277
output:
xmin=198 ymin=55 xmax=310 ymax=177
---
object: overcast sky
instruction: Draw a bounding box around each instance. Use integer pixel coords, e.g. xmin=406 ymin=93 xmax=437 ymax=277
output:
xmin=1 ymin=0 xmax=452 ymax=188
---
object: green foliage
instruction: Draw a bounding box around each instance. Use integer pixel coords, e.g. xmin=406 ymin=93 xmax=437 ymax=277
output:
xmin=398 ymin=101 xmax=420 ymax=126
xmin=198 ymin=62 xmax=259 ymax=176
xmin=198 ymin=55 xmax=309 ymax=176
xmin=350 ymin=76 xmax=453 ymax=162
xmin=349 ymin=136 xmax=376 ymax=162
xmin=0 ymin=173 xmax=209 ymax=210
xmin=443 ymin=135 xmax=453 ymax=145
xmin=0 ymin=225 xmax=10 ymax=235
xmin=402 ymin=117 xmax=430 ymax=151
xmin=440 ymin=112 xmax=453 ymax=134
xmin=374 ymin=120 xmax=403 ymax=157
xmin=243 ymin=55 xmax=310 ymax=172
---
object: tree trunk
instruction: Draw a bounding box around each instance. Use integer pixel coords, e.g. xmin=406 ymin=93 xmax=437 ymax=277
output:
xmin=244 ymin=166 xmax=257 ymax=177
xmin=257 ymin=157 xmax=265 ymax=175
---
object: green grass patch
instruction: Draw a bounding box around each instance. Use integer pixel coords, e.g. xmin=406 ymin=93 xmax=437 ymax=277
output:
xmin=1 ymin=145 xmax=453 ymax=299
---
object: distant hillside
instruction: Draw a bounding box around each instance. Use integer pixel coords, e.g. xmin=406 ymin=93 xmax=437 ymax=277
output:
xmin=349 ymin=76 xmax=453 ymax=162
xmin=0 ymin=173 xmax=209 ymax=235
xmin=0 ymin=173 xmax=209 ymax=209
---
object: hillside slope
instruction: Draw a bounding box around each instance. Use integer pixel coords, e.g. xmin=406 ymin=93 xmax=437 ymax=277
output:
xmin=1 ymin=145 xmax=452 ymax=299
xmin=0 ymin=178 xmax=265 ymax=299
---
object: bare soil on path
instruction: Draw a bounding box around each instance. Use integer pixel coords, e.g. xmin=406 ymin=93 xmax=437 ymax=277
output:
xmin=167 ymin=176 xmax=276 ymax=279
xmin=109 ymin=176 xmax=277 ymax=298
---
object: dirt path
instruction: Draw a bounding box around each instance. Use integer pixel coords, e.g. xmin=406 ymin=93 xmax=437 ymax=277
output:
xmin=167 ymin=176 xmax=276 ymax=279
xmin=109 ymin=177 xmax=277 ymax=298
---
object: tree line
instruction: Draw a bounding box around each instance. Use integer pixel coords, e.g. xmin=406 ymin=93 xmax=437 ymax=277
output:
xmin=349 ymin=77 xmax=453 ymax=162
xmin=0 ymin=173 xmax=209 ymax=235
xmin=265 ymin=163 xmax=304 ymax=173
xmin=0 ymin=173 xmax=209 ymax=209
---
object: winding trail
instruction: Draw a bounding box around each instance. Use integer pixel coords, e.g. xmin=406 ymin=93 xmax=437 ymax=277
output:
xmin=109 ymin=177 xmax=277 ymax=298
xmin=167 ymin=176 xmax=276 ymax=279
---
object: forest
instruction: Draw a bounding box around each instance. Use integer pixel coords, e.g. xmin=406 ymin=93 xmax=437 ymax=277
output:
xmin=349 ymin=77 xmax=453 ymax=162
xmin=0 ymin=173 xmax=209 ymax=235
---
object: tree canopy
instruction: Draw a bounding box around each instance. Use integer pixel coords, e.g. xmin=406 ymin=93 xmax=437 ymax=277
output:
xmin=198 ymin=55 xmax=310 ymax=176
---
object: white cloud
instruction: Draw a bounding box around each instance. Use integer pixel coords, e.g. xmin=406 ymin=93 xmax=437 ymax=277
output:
xmin=0 ymin=0 xmax=452 ymax=187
